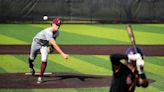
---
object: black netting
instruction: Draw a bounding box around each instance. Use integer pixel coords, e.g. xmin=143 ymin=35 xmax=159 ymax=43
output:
xmin=0 ymin=0 xmax=164 ymax=23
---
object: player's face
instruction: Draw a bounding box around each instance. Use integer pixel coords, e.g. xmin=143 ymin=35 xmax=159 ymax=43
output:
xmin=52 ymin=24 xmax=60 ymax=31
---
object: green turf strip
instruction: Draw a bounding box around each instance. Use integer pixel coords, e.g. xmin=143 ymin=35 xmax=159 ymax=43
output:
xmin=57 ymin=31 xmax=127 ymax=44
xmin=0 ymin=34 xmax=27 ymax=44
xmin=0 ymin=24 xmax=164 ymax=44
xmin=0 ymin=55 xmax=164 ymax=92
xmin=0 ymin=24 xmax=164 ymax=92
xmin=144 ymin=57 xmax=164 ymax=66
xmin=0 ymin=55 xmax=112 ymax=75
xmin=49 ymin=55 xmax=111 ymax=75
xmin=144 ymin=60 xmax=164 ymax=77
xmin=0 ymin=87 xmax=109 ymax=92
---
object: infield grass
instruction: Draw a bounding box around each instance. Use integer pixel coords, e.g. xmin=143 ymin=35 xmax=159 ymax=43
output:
xmin=0 ymin=55 xmax=164 ymax=92
xmin=0 ymin=24 xmax=164 ymax=44
xmin=0 ymin=24 xmax=164 ymax=92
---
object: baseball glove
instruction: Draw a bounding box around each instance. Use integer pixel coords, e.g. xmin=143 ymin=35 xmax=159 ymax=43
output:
xmin=48 ymin=45 xmax=54 ymax=53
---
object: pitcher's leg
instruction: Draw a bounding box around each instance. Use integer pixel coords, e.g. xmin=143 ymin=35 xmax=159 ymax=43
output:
xmin=37 ymin=46 xmax=48 ymax=84
xmin=29 ymin=41 xmax=41 ymax=75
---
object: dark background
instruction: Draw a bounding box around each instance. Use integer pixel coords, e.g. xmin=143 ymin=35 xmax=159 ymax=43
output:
xmin=0 ymin=0 xmax=164 ymax=23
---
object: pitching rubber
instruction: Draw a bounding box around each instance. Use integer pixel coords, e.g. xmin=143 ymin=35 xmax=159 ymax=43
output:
xmin=25 ymin=72 xmax=52 ymax=75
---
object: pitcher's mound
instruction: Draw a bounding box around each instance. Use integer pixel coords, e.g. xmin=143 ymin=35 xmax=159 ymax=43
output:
xmin=0 ymin=73 xmax=112 ymax=89
xmin=0 ymin=73 xmax=155 ymax=89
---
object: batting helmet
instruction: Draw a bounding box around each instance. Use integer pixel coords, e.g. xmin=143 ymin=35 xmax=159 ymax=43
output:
xmin=125 ymin=46 xmax=144 ymax=59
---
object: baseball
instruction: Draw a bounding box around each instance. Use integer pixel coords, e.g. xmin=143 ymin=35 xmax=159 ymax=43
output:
xmin=43 ymin=15 xmax=48 ymax=20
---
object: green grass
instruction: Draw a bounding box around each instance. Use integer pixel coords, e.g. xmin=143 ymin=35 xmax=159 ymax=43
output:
xmin=0 ymin=24 xmax=164 ymax=92
xmin=0 ymin=87 xmax=109 ymax=92
xmin=0 ymin=55 xmax=111 ymax=75
xmin=0 ymin=55 xmax=164 ymax=92
xmin=0 ymin=24 xmax=164 ymax=44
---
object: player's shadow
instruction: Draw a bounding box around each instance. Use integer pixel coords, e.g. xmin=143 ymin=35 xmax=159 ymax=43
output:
xmin=43 ymin=74 xmax=104 ymax=83
xmin=42 ymin=74 xmax=155 ymax=85
xmin=56 ymin=75 xmax=103 ymax=81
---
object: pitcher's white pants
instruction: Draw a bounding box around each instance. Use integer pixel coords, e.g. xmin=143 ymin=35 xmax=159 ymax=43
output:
xmin=29 ymin=40 xmax=49 ymax=62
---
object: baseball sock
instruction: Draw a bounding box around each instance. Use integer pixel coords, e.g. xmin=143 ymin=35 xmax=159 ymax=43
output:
xmin=40 ymin=62 xmax=47 ymax=77
xmin=28 ymin=58 xmax=34 ymax=68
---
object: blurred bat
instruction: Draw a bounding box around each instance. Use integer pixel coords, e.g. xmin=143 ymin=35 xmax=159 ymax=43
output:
xmin=127 ymin=24 xmax=138 ymax=53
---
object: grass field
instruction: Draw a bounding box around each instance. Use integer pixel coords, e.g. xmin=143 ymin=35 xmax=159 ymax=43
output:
xmin=0 ymin=24 xmax=164 ymax=92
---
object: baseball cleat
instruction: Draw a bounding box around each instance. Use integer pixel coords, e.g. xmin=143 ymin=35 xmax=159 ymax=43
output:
xmin=30 ymin=68 xmax=35 ymax=76
xmin=37 ymin=77 xmax=43 ymax=84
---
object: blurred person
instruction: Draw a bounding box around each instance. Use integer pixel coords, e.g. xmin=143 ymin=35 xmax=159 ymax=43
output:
xmin=109 ymin=47 xmax=149 ymax=92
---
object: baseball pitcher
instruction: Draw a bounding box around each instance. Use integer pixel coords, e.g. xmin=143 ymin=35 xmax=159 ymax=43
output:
xmin=28 ymin=18 xmax=69 ymax=84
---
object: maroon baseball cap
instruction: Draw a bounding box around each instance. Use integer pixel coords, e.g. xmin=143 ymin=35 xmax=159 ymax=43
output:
xmin=52 ymin=18 xmax=61 ymax=26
